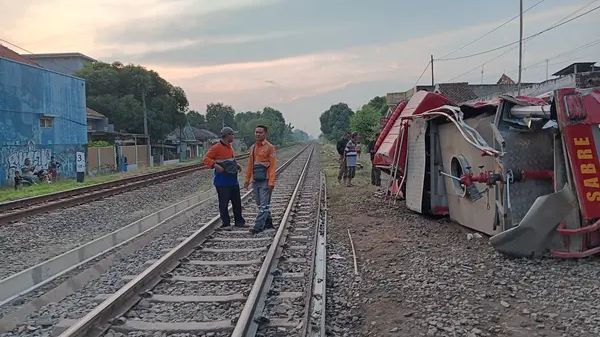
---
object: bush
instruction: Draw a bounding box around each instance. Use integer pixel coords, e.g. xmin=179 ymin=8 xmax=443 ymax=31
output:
xmin=89 ymin=140 xmax=112 ymax=148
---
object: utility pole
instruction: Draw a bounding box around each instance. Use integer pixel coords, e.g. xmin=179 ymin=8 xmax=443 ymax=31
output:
xmin=430 ymin=54 xmax=434 ymax=86
xmin=545 ymin=59 xmax=549 ymax=80
xmin=518 ymin=0 xmax=523 ymax=95
xmin=141 ymin=89 xmax=151 ymax=166
xmin=481 ymin=64 xmax=485 ymax=84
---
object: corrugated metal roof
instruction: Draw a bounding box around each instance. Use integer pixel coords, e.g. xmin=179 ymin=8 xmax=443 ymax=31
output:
xmin=86 ymin=107 xmax=106 ymax=119
xmin=435 ymin=82 xmax=478 ymax=104
xmin=0 ymin=44 xmax=40 ymax=66
xmin=24 ymin=52 xmax=97 ymax=62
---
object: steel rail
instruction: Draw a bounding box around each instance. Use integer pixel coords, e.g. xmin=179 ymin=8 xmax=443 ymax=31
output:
xmin=231 ymin=145 xmax=315 ymax=337
xmin=304 ymin=172 xmax=327 ymax=337
xmin=0 ymin=143 xmax=297 ymax=224
xmin=0 ymin=154 xmax=248 ymax=225
xmin=56 ymin=144 xmax=312 ymax=337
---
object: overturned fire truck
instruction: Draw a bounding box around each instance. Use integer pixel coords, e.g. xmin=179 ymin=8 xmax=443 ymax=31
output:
xmin=373 ymin=82 xmax=600 ymax=258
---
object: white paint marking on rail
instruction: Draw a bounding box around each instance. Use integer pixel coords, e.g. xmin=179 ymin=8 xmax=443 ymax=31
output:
xmin=94 ymin=293 xmax=245 ymax=303
xmin=122 ymin=274 xmax=255 ymax=282
xmin=210 ymin=237 xmax=272 ymax=242
xmin=198 ymin=247 xmax=267 ymax=253
xmin=187 ymin=259 xmax=262 ymax=266
xmin=115 ymin=319 xmax=235 ymax=332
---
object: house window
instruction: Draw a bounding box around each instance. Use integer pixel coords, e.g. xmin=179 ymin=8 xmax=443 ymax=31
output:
xmin=40 ymin=117 xmax=54 ymax=128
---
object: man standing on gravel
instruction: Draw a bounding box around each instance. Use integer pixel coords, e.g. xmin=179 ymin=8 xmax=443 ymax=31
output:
xmin=244 ymin=125 xmax=277 ymax=234
xmin=344 ymin=132 xmax=360 ymax=187
xmin=203 ymin=127 xmax=245 ymax=229
xmin=337 ymin=131 xmax=350 ymax=183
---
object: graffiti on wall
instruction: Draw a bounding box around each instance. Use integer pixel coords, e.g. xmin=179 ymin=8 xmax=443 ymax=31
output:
xmin=1 ymin=142 xmax=80 ymax=185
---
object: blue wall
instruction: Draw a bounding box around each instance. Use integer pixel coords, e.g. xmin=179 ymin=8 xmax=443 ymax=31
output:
xmin=0 ymin=58 xmax=87 ymax=186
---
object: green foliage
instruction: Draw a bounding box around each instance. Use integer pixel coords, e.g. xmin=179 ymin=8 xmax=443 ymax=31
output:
xmin=77 ymin=62 xmax=307 ymax=147
xmin=88 ymin=140 xmax=112 ymax=147
xmin=75 ymin=62 xmax=188 ymax=140
xmin=350 ymin=104 xmax=380 ymax=142
xmin=292 ymin=129 xmax=310 ymax=142
xmin=186 ymin=110 xmax=206 ymax=128
xmin=367 ymin=96 xmax=389 ymax=116
xmin=206 ymin=103 xmax=236 ymax=134
xmin=234 ymin=107 xmax=290 ymax=147
xmin=319 ymin=103 xmax=354 ymax=141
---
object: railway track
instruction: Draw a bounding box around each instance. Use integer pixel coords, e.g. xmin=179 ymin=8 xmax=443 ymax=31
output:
xmin=53 ymin=144 xmax=327 ymax=337
xmin=0 ymin=145 xmax=298 ymax=225
xmin=0 ymin=158 xmax=245 ymax=225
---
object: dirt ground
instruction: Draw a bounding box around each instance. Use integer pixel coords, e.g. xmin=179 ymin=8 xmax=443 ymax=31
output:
xmin=320 ymin=144 xmax=600 ymax=337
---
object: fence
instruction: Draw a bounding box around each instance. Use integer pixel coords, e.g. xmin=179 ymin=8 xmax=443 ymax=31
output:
xmin=87 ymin=145 xmax=150 ymax=175
xmin=120 ymin=145 xmax=150 ymax=170
xmin=87 ymin=146 xmax=116 ymax=175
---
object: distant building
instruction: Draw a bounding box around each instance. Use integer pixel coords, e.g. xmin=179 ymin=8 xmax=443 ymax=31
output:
xmin=0 ymin=49 xmax=87 ymax=186
xmin=24 ymin=52 xmax=97 ymax=76
xmin=163 ymin=125 xmax=218 ymax=162
xmin=87 ymin=108 xmax=113 ymax=134
xmin=497 ymin=74 xmax=515 ymax=85
xmin=552 ymin=62 xmax=597 ymax=77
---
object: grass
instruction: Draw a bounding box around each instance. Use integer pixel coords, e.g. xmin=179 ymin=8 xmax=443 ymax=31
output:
xmin=0 ymin=159 xmax=203 ymax=203
xmin=319 ymin=143 xmax=372 ymax=201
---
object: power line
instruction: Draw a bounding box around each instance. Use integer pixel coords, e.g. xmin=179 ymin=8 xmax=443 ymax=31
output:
xmin=0 ymin=38 xmax=34 ymax=54
xmin=486 ymin=39 xmax=600 ymax=82
xmin=412 ymin=61 xmax=431 ymax=87
xmin=548 ymin=0 xmax=600 ymax=26
xmin=445 ymin=45 xmax=519 ymax=82
xmin=435 ymin=2 xmax=600 ymax=61
xmin=523 ymin=37 xmax=600 ymax=70
xmin=440 ymin=0 xmax=546 ymax=59
xmin=0 ymin=37 xmax=83 ymax=76
xmin=447 ymin=36 xmax=600 ymax=83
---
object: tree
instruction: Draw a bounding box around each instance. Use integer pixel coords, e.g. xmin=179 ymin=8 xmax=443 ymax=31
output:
xmin=259 ymin=107 xmax=286 ymax=145
xmin=233 ymin=107 xmax=288 ymax=146
xmin=367 ymin=96 xmax=388 ymax=116
xmin=75 ymin=62 xmax=189 ymax=140
xmin=186 ymin=110 xmax=206 ymax=128
xmin=350 ymin=104 xmax=380 ymax=143
xmin=235 ymin=111 xmax=260 ymax=146
xmin=319 ymin=103 xmax=354 ymax=141
xmin=206 ymin=103 xmax=236 ymax=134
xmin=292 ymin=129 xmax=310 ymax=142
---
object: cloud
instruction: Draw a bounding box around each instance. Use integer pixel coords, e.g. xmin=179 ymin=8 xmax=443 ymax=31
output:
xmin=2 ymin=0 xmax=599 ymax=137
xmin=96 ymin=31 xmax=298 ymax=58
xmin=1 ymin=0 xmax=281 ymax=53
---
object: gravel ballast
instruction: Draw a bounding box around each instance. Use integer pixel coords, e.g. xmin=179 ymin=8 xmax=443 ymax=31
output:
xmin=321 ymin=144 xmax=600 ymax=337
xmin=0 ymin=145 xmax=310 ymax=337
xmin=0 ymin=146 xmax=301 ymax=277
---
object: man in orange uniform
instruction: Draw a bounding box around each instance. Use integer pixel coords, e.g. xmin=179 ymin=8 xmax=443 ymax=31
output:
xmin=244 ymin=125 xmax=277 ymax=234
xmin=203 ymin=127 xmax=245 ymax=228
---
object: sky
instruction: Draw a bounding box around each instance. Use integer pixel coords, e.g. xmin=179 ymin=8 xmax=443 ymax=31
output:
xmin=1 ymin=0 xmax=599 ymax=136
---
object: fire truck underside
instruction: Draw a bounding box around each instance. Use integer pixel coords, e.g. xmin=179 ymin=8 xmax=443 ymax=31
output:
xmin=376 ymin=86 xmax=600 ymax=258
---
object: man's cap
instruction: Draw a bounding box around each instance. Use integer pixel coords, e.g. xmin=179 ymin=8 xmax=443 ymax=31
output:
xmin=220 ymin=126 xmax=236 ymax=136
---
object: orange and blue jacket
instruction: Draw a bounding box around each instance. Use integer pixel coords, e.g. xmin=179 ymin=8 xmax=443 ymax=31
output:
xmin=203 ymin=141 xmax=239 ymax=186
xmin=245 ymin=140 xmax=277 ymax=187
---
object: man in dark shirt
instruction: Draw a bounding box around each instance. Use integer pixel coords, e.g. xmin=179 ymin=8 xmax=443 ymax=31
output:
xmin=203 ymin=127 xmax=245 ymax=229
xmin=368 ymin=133 xmax=381 ymax=186
xmin=48 ymin=156 xmax=61 ymax=181
xmin=336 ymin=132 xmax=350 ymax=183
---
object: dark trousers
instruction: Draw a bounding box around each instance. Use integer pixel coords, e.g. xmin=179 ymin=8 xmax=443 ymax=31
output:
xmin=216 ymin=185 xmax=245 ymax=226
xmin=371 ymin=166 xmax=381 ymax=186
